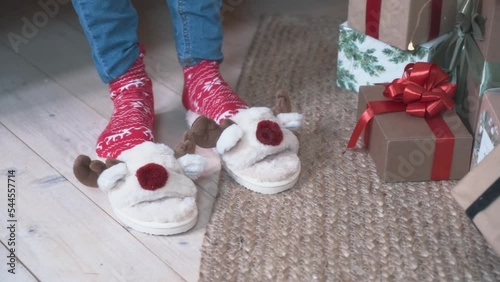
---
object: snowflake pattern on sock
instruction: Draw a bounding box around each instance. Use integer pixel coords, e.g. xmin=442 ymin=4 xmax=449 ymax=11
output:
xmin=96 ymin=48 xmax=155 ymax=159
xmin=182 ymin=60 xmax=248 ymax=123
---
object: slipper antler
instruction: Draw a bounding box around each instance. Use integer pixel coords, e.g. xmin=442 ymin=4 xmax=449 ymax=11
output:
xmin=272 ymin=90 xmax=292 ymax=115
xmin=190 ymin=116 xmax=234 ymax=148
xmin=73 ymin=155 xmax=122 ymax=188
xmin=174 ymin=131 xmax=197 ymax=158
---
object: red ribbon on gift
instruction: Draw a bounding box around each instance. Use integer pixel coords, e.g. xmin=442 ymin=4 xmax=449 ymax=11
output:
xmin=365 ymin=0 xmax=383 ymax=39
xmin=429 ymin=0 xmax=442 ymax=40
xmin=365 ymin=0 xmax=443 ymax=41
xmin=347 ymin=62 xmax=457 ymax=180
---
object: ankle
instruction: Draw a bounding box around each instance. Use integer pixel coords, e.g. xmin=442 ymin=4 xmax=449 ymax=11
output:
xmin=181 ymin=60 xmax=247 ymax=122
xmin=182 ymin=60 xmax=215 ymax=112
xmin=109 ymin=45 xmax=151 ymax=98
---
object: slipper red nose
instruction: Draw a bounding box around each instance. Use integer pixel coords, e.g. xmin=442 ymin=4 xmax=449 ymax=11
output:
xmin=136 ymin=163 xmax=168 ymax=190
xmin=256 ymin=120 xmax=283 ymax=146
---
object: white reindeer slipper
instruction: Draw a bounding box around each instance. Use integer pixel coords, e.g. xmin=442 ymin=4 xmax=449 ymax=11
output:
xmin=189 ymin=91 xmax=302 ymax=194
xmin=73 ymin=135 xmax=206 ymax=235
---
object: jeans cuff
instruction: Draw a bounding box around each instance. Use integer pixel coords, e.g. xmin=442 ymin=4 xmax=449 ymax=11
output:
xmin=179 ymin=57 xmax=223 ymax=68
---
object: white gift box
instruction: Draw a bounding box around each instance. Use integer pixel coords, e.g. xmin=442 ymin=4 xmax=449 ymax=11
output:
xmin=336 ymin=22 xmax=451 ymax=93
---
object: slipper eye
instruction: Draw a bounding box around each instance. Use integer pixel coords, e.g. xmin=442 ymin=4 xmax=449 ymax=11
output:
xmin=136 ymin=163 xmax=169 ymax=191
xmin=256 ymin=120 xmax=283 ymax=146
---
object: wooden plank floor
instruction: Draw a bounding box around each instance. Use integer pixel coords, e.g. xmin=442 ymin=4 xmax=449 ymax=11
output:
xmin=0 ymin=0 xmax=344 ymax=281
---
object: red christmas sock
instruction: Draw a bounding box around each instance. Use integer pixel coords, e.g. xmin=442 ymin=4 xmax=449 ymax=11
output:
xmin=182 ymin=60 xmax=248 ymax=123
xmin=96 ymin=47 xmax=155 ymax=158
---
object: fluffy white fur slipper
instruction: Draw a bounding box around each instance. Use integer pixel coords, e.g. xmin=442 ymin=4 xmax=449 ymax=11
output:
xmin=74 ymin=139 xmax=206 ymax=235
xmin=188 ymin=91 xmax=302 ymax=194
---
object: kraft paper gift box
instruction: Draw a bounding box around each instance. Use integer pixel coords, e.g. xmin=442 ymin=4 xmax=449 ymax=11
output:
xmin=336 ymin=22 xmax=451 ymax=93
xmin=451 ymin=145 xmax=500 ymax=255
xmin=354 ymin=85 xmax=473 ymax=182
xmin=347 ymin=0 xmax=457 ymax=50
xmin=471 ymin=89 xmax=500 ymax=167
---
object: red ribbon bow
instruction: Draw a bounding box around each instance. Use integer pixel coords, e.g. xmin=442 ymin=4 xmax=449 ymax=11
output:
xmin=383 ymin=62 xmax=456 ymax=117
xmin=347 ymin=62 xmax=457 ymax=181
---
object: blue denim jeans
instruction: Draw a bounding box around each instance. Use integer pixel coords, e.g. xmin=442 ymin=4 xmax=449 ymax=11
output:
xmin=72 ymin=0 xmax=224 ymax=83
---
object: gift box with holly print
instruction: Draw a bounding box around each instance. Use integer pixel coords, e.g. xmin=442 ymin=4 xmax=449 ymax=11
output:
xmin=336 ymin=22 xmax=451 ymax=93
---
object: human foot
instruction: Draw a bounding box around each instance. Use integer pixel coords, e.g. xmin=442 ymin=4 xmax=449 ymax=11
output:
xmin=96 ymin=46 xmax=155 ymax=158
xmin=182 ymin=60 xmax=248 ymax=123
xmin=187 ymin=91 xmax=303 ymax=194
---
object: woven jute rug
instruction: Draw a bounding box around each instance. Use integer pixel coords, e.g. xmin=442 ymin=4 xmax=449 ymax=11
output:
xmin=199 ymin=16 xmax=500 ymax=281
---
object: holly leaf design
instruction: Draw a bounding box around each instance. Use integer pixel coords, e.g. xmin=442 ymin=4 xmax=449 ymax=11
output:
xmin=337 ymin=60 xmax=357 ymax=92
xmin=382 ymin=48 xmax=412 ymax=64
xmin=382 ymin=46 xmax=428 ymax=64
xmin=354 ymin=48 xmax=385 ymax=76
xmin=338 ymin=26 xmax=366 ymax=54
xmin=415 ymin=46 xmax=427 ymax=59
xmin=339 ymin=25 xmax=386 ymax=79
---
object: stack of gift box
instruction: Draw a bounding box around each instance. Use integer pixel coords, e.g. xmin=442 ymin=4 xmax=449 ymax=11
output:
xmin=338 ymin=0 xmax=500 ymax=255
xmin=337 ymin=0 xmax=457 ymax=93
